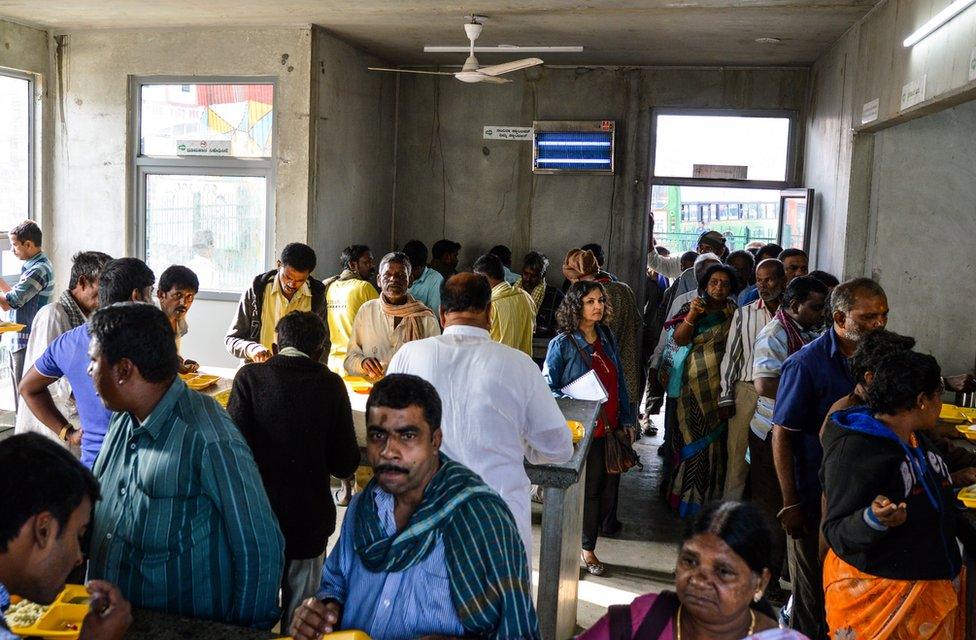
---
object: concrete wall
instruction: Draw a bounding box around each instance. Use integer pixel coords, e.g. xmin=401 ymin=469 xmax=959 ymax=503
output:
xmin=804 ymin=0 xmax=976 ymax=275
xmin=865 ymin=99 xmax=976 ymax=373
xmin=393 ymin=66 xmax=809 ymax=292
xmin=309 ymin=27 xmax=396 ymax=277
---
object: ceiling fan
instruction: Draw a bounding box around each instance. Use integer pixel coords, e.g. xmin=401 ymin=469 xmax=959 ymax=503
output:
xmin=368 ymin=17 xmax=544 ymax=84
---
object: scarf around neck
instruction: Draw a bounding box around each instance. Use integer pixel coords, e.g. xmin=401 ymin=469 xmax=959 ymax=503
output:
xmin=774 ymin=307 xmax=807 ymax=355
xmin=381 ymin=294 xmax=434 ymax=344
xmin=58 ymin=290 xmax=87 ymax=328
xmin=354 ymin=454 xmax=539 ymax=638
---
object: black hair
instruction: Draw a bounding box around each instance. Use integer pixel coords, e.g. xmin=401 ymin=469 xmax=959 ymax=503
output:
xmin=809 ymin=270 xmax=840 ymax=288
xmin=89 ymin=303 xmax=179 ymax=383
xmin=747 ymin=247 xmax=760 ymax=257
xmin=98 ymin=257 xmax=155 ymax=307
xmin=727 ymin=249 xmax=755 ymax=269
xmin=522 ymin=251 xmax=550 ymax=275
xmin=580 ymin=243 xmax=605 ymax=267
xmin=431 ymin=239 xmax=461 ymax=260
xmin=10 ymin=220 xmax=42 ymax=246
xmin=654 ymin=246 xmax=670 ymax=257
xmin=367 ymin=373 xmax=442 ymax=432
xmin=275 ymin=311 xmax=327 ymax=356
xmin=488 ymin=245 xmax=513 ymax=268
xmin=339 ymin=245 xmax=371 ymax=270
xmin=441 ymin=274 xmax=491 ymax=314
xmin=68 ymin=251 xmax=112 ymax=290
xmin=159 ymin=265 xmax=200 ymax=294
xmin=0 ymin=434 xmax=101 ymax=553
xmin=280 ymin=242 xmax=317 ymax=273
xmin=782 ymin=275 xmax=829 ymax=308
xmin=556 ymin=281 xmax=612 ymax=333
xmin=866 ymin=350 xmax=942 ymax=415
xmin=473 ymin=253 xmax=505 ymax=282
xmin=683 ymin=501 xmax=775 ymax=617
xmin=755 ymin=243 xmax=783 ymax=262
xmin=778 ymin=248 xmax=808 ymax=262
xmin=850 ymin=329 xmax=916 ymax=386
xmin=679 ymin=250 xmax=699 ymax=265
xmin=697 ymin=263 xmax=740 ymax=296
xmin=402 ymin=240 xmax=429 ymax=269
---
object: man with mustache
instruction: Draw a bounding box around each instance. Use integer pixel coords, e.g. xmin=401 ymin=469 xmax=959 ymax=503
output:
xmin=718 ymin=258 xmax=786 ymax=501
xmin=226 ymin=242 xmax=329 ymax=364
xmin=290 ymin=374 xmax=539 ymax=640
xmin=157 ymin=265 xmax=200 ymax=374
xmin=343 ymin=252 xmax=439 ymax=381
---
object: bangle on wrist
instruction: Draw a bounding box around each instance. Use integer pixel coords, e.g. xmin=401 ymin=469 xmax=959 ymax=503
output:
xmin=776 ymin=503 xmax=801 ymax=518
xmin=58 ymin=424 xmax=74 ymax=442
xmin=683 ymin=319 xmax=695 ymax=327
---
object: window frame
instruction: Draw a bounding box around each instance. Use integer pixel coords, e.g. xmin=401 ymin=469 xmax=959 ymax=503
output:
xmin=129 ymin=75 xmax=277 ymax=301
xmin=0 ymin=68 xmax=36 ymax=278
xmin=648 ymin=107 xmax=799 ymax=190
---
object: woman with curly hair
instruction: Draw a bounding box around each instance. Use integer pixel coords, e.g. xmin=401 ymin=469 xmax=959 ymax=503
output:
xmin=543 ymin=281 xmax=636 ymax=576
xmin=661 ymin=263 xmax=738 ymax=517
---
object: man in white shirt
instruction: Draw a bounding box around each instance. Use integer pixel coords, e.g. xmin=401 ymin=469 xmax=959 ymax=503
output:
xmin=14 ymin=251 xmax=111 ymax=443
xmin=344 ymin=252 xmax=440 ymax=380
xmin=388 ymin=273 xmax=574 ymax=559
xmin=717 ymin=258 xmax=785 ymax=499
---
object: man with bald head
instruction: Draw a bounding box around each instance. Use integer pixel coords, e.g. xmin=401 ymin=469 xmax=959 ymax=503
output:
xmin=387 ymin=273 xmax=573 ymax=559
xmin=718 ymin=258 xmax=786 ymax=501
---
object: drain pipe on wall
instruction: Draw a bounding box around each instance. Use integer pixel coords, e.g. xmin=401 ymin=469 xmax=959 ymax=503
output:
xmin=390 ymin=72 xmax=400 ymax=251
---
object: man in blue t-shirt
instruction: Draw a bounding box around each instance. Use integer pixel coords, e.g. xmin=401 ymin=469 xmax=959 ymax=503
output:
xmin=20 ymin=258 xmax=155 ymax=467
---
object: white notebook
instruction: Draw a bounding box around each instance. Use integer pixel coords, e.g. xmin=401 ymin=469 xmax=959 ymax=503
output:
xmin=561 ymin=369 xmax=609 ymax=403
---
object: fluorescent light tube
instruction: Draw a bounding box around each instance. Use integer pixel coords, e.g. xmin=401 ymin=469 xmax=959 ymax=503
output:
xmin=903 ymin=0 xmax=976 ymax=46
xmin=423 ymin=46 xmax=584 ymax=53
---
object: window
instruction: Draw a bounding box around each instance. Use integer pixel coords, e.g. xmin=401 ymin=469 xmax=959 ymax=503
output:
xmin=651 ymin=109 xmax=795 ymax=187
xmin=132 ymin=79 xmax=275 ymax=297
xmin=0 ymin=71 xmax=34 ymax=277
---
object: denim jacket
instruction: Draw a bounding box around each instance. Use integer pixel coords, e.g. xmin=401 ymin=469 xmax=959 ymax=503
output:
xmin=542 ymin=326 xmax=636 ymax=426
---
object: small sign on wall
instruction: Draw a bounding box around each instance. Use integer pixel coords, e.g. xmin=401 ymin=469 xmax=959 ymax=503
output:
xmin=177 ymin=139 xmax=231 ymax=156
xmin=900 ymin=76 xmax=927 ymax=110
xmin=861 ymin=98 xmax=880 ymax=124
xmin=969 ymin=47 xmax=976 ymax=82
xmin=483 ymin=126 xmax=533 ymax=141
xmin=692 ymin=164 xmax=748 ymax=180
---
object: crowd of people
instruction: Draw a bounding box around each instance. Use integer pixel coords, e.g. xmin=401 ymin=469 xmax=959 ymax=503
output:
xmin=0 ymin=218 xmax=974 ymax=640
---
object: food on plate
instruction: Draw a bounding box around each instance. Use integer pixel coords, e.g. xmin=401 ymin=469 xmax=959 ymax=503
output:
xmin=5 ymin=599 xmax=49 ymax=628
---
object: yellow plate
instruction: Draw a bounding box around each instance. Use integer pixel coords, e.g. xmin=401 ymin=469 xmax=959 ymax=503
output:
xmin=277 ymin=633 xmax=371 ymax=640
xmin=956 ymin=424 xmax=976 ymax=441
xmin=344 ymin=376 xmax=373 ymax=394
xmin=0 ymin=322 xmax=26 ymax=333
xmin=959 ymin=484 xmax=976 ymax=508
xmin=213 ymin=388 xmax=231 ymax=408
xmin=566 ymin=420 xmax=584 ymax=444
xmin=940 ymin=404 xmax=968 ymax=424
xmin=180 ymin=373 xmax=220 ymax=391
xmin=9 ymin=585 xmax=87 ymax=639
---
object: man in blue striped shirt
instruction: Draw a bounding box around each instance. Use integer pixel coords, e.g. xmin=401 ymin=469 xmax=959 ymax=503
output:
xmin=86 ymin=303 xmax=284 ymax=629
xmin=0 ymin=220 xmax=54 ymax=389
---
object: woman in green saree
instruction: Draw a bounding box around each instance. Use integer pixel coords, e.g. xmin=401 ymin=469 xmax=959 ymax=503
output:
xmin=662 ymin=263 xmax=738 ymax=517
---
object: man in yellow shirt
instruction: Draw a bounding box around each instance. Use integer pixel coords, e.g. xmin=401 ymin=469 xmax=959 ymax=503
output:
xmin=473 ymin=254 xmax=535 ymax=356
xmin=225 ymin=243 xmax=328 ymax=363
xmin=322 ymin=245 xmax=378 ymax=374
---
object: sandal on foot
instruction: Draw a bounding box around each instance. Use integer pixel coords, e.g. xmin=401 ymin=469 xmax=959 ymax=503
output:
xmin=581 ymin=553 xmax=606 ymax=576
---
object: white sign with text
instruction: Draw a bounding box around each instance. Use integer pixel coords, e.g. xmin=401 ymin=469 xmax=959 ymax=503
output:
xmin=900 ymin=76 xmax=927 ymax=110
xmin=176 ymin=139 xmax=232 ymax=156
xmin=861 ymin=98 xmax=880 ymax=124
xmin=970 ymin=47 xmax=976 ymax=82
xmin=483 ymin=126 xmax=533 ymax=141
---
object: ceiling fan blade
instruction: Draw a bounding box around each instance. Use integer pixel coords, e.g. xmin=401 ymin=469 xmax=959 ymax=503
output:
xmin=476 ymin=75 xmax=513 ymax=84
xmin=477 ymin=58 xmax=544 ymax=76
xmin=367 ymin=67 xmax=455 ymax=75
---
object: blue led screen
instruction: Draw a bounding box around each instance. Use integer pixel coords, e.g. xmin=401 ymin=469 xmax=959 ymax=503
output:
xmin=534 ymin=131 xmax=613 ymax=172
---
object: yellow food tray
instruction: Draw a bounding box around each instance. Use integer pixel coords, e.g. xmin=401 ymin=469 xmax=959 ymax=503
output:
xmin=179 ymin=373 xmax=220 ymax=391
xmin=9 ymin=585 xmax=87 ymax=639
xmin=278 ymin=633 xmax=371 ymax=640
xmin=0 ymin=322 xmax=26 ymax=333
xmin=566 ymin=420 xmax=584 ymax=443
xmin=959 ymin=484 xmax=976 ymax=508
xmin=956 ymin=424 xmax=976 ymax=441
xmin=213 ymin=388 xmax=231 ymax=408
xmin=343 ymin=376 xmax=373 ymax=395
xmin=940 ymin=404 xmax=969 ymax=424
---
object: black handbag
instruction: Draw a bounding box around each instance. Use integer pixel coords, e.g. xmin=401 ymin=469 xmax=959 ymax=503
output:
xmin=567 ymin=333 xmax=642 ymax=474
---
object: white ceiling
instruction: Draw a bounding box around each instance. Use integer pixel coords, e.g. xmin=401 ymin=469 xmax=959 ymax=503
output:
xmin=0 ymin=0 xmax=882 ymax=66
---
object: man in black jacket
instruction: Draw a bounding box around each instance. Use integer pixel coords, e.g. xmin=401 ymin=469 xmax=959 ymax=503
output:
xmin=225 ymin=243 xmax=329 ymax=363
xmin=227 ymin=311 xmax=360 ymax=630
